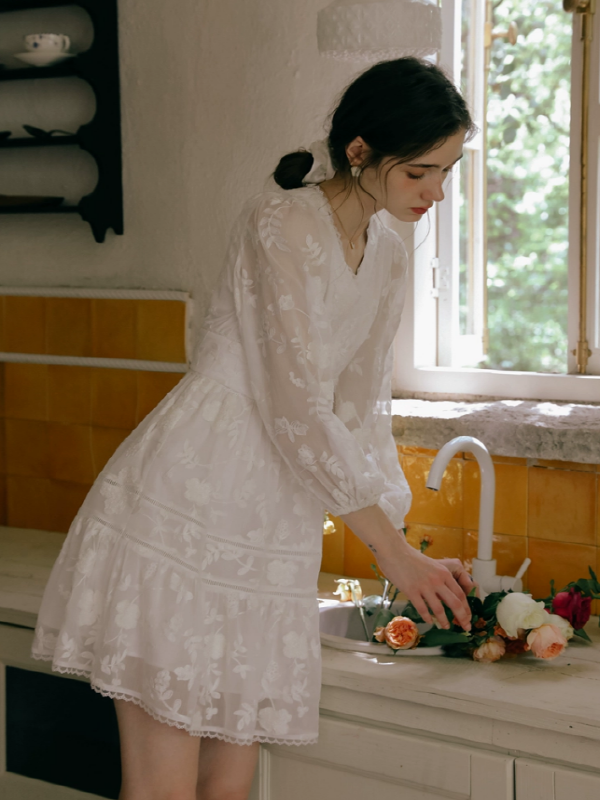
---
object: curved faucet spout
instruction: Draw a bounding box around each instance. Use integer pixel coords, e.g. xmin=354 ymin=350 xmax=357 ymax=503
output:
xmin=426 ymin=436 xmax=495 ymax=562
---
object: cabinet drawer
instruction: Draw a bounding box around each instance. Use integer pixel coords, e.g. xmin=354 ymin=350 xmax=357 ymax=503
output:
xmin=263 ymin=717 xmax=514 ymax=800
xmin=516 ymin=759 xmax=600 ymax=800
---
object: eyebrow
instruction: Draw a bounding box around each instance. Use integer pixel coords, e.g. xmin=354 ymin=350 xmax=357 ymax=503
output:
xmin=405 ymin=153 xmax=464 ymax=169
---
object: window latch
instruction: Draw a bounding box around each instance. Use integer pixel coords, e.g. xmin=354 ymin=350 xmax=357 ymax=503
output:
xmin=430 ymin=258 xmax=450 ymax=299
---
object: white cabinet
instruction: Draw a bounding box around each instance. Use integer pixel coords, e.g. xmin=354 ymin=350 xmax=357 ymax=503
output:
xmin=516 ymin=759 xmax=600 ymax=800
xmin=251 ymin=717 xmax=515 ymax=800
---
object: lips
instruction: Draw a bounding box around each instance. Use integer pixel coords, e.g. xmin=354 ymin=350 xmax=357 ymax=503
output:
xmin=410 ymin=207 xmax=429 ymax=214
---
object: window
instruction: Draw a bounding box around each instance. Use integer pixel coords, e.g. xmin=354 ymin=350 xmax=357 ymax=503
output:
xmin=393 ymin=0 xmax=600 ymax=402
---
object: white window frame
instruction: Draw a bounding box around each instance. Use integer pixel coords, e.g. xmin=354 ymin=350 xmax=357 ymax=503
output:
xmin=392 ymin=0 xmax=600 ymax=403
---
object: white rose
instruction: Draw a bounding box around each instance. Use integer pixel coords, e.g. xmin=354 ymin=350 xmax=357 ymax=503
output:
xmin=496 ymin=592 xmax=547 ymax=638
xmin=545 ymin=612 xmax=574 ymax=641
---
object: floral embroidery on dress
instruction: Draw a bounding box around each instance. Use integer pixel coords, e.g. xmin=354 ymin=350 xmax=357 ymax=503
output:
xmin=30 ymin=186 xmax=412 ymax=746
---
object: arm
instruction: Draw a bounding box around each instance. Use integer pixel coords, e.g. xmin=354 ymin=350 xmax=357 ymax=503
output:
xmin=232 ymin=194 xmax=387 ymax=516
xmin=333 ymin=241 xmax=411 ymax=530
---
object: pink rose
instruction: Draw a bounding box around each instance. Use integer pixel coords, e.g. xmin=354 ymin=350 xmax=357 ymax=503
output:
xmin=527 ymin=624 xmax=567 ymax=660
xmin=383 ymin=616 xmax=420 ymax=650
xmin=552 ymin=588 xmax=592 ymax=630
xmin=473 ymin=636 xmax=506 ymax=663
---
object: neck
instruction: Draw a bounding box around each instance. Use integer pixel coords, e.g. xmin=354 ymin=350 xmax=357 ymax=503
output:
xmin=318 ymin=174 xmax=377 ymax=243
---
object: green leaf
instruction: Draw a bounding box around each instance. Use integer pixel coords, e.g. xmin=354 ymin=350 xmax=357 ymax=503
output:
xmin=442 ymin=643 xmax=474 ymax=659
xmin=371 ymin=608 xmax=395 ymax=635
xmin=574 ymin=628 xmax=592 ymax=643
xmin=588 ymin=566 xmax=600 ymax=593
xmin=468 ymin=596 xmax=485 ymax=618
xmin=420 ymin=628 xmax=472 ymax=647
xmin=399 ymin=602 xmax=424 ymax=624
xmin=482 ymin=591 xmax=506 ymax=618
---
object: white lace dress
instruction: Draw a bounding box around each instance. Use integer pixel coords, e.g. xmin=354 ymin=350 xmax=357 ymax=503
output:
xmin=30 ymin=184 xmax=412 ymax=746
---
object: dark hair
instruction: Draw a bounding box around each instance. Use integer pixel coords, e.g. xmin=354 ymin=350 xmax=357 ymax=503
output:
xmin=273 ymin=57 xmax=476 ymax=190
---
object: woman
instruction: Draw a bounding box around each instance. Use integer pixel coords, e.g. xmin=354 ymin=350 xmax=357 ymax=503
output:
xmin=31 ymin=57 xmax=477 ymax=800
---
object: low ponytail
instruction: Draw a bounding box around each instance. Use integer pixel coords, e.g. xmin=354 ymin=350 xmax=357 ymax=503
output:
xmin=273 ymin=150 xmax=315 ymax=189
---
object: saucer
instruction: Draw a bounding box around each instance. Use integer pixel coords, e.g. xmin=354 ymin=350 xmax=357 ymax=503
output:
xmin=15 ymin=51 xmax=75 ymax=67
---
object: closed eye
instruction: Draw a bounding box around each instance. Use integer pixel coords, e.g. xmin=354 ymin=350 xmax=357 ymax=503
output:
xmin=407 ymin=172 xmax=425 ymax=180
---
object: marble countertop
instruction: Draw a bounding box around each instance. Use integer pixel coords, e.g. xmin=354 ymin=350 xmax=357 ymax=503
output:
xmin=321 ymin=623 xmax=600 ymax=737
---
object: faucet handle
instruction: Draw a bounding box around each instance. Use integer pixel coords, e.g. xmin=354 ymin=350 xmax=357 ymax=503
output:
xmin=506 ymin=558 xmax=531 ymax=592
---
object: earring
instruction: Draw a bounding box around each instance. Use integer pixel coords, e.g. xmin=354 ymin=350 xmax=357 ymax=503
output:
xmin=351 ymin=165 xmax=361 ymax=178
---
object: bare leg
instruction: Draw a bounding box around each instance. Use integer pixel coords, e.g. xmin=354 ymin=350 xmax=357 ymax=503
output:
xmin=114 ymin=697 xmax=201 ymax=800
xmin=196 ymin=737 xmax=260 ymax=800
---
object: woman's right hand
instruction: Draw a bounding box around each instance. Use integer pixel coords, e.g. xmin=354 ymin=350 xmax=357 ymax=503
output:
xmin=340 ymin=503 xmax=472 ymax=632
xmin=376 ymin=542 xmax=472 ymax=632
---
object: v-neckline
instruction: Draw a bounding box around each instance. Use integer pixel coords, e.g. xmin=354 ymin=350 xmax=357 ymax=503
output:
xmin=312 ymin=184 xmax=377 ymax=279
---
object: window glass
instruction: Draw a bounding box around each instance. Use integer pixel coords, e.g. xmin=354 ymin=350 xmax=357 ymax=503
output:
xmin=461 ymin=0 xmax=572 ymax=372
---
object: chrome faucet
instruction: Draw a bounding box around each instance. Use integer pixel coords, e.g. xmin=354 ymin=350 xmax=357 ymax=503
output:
xmin=425 ymin=436 xmax=530 ymax=595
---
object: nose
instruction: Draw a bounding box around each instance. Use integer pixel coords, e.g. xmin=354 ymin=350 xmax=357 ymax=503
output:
xmin=422 ymin=177 xmax=445 ymax=204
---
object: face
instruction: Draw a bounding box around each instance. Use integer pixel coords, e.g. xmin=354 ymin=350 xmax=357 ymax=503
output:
xmin=355 ymin=130 xmax=466 ymax=222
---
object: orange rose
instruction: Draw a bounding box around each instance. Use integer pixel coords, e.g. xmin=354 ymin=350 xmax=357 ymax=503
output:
xmin=373 ymin=626 xmax=386 ymax=642
xmin=526 ymin=624 xmax=567 ymax=660
xmin=383 ymin=616 xmax=420 ymax=650
xmin=473 ymin=636 xmax=506 ymax=663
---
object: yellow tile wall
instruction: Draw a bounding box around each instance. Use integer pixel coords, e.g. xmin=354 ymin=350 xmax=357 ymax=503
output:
xmin=326 ymin=444 xmax=600 ymax=604
xmin=0 ymin=296 xmax=187 ymax=533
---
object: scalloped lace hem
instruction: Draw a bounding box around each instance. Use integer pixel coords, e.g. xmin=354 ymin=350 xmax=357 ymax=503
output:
xmin=30 ymin=652 xmax=319 ymax=746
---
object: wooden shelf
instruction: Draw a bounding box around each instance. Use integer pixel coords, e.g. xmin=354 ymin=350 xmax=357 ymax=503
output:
xmin=0 ymin=204 xmax=79 ymax=214
xmin=0 ymin=136 xmax=79 ymax=148
xmin=0 ymin=61 xmax=78 ymax=82
xmin=0 ymin=0 xmax=123 ymax=242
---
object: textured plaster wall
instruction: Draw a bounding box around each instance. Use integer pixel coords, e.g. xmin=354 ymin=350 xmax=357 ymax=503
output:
xmin=0 ymin=0 xmax=355 ymax=344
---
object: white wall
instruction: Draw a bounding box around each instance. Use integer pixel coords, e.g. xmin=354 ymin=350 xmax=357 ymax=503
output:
xmin=0 ymin=0 xmax=356 ymax=342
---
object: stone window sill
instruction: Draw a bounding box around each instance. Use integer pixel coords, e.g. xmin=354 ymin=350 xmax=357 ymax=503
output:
xmin=391 ymin=395 xmax=600 ymax=464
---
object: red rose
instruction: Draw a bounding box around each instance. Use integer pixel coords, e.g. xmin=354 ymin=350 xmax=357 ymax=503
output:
xmin=552 ymin=588 xmax=592 ymax=630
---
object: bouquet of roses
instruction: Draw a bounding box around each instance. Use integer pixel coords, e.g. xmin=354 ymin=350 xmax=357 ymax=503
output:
xmin=369 ymin=566 xmax=600 ymax=662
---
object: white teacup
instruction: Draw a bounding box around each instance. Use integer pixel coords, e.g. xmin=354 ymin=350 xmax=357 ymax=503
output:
xmin=24 ymin=34 xmax=71 ymax=53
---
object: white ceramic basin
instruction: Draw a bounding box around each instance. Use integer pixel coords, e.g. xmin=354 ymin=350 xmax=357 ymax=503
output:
xmin=319 ymin=599 xmax=444 ymax=656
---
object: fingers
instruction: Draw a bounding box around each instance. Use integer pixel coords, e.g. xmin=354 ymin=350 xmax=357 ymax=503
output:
xmin=437 ymin=583 xmax=472 ymax=631
xmin=440 ymin=558 xmax=477 ymax=595
xmin=457 ymin=570 xmax=478 ymax=595
xmin=421 ymin=591 xmax=452 ymax=630
xmin=409 ymin=594 xmax=434 ymax=627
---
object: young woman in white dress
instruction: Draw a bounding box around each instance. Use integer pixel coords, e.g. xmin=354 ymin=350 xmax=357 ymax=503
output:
xmin=31 ymin=57 xmax=478 ymax=800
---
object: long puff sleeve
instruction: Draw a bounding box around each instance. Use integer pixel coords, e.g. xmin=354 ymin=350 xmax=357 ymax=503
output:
xmin=333 ymin=232 xmax=412 ymax=530
xmin=232 ymin=193 xmax=386 ymax=516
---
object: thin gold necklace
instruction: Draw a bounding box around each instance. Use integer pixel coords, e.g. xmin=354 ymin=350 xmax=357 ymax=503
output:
xmin=318 ymin=182 xmax=366 ymax=249
xmin=331 ymin=206 xmax=365 ymax=250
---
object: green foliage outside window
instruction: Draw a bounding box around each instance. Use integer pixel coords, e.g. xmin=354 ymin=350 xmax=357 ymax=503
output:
xmin=474 ymin=0 xmax=571 ymax=373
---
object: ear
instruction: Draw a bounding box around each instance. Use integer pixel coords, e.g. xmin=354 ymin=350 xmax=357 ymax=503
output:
xmin=345 ymin=136 xmax=371 ymax=167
